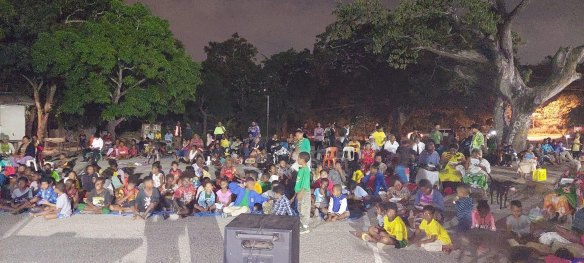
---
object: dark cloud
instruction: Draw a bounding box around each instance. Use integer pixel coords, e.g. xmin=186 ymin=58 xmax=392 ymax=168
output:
xmin=130 ymin=0 xmax=584 ymax=65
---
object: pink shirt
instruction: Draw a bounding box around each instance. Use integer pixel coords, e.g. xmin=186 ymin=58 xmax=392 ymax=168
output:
xmin=216 ymin=189 xmax=232 ymax=206
xmin=471 ymin=210 xmax=496 ymax=231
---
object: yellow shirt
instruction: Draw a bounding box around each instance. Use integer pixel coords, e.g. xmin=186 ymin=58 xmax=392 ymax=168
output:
xmin=419 ymin=219 xmax=451 ymax=245
xmin=371 ymin=131 xmax=386 ymax=148
xmin=383 ymin=215 xmax=408 ymax=241
xmin=352 ymin=170 xmax=364 ymax=183
xmin=220 ymin=139 xmax=230 ymax=148
xmin=254 ymin=182 xmax=263 ymax=194
xmin=439 ymin=152 xmax=465 ymax=183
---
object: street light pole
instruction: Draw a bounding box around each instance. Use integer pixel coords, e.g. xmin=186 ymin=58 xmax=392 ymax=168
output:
xmin=266 ymin=95 xmax=270 ymax=137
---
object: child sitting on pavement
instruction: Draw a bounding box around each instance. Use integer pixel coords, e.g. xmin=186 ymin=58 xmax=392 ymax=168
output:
xmin=79 ymin=177 xmax=112 ymax=214
xmin=325 ymin=184 xmax=350 ymax=222
xmin=472 ymin=200 xmax=496 ymax=231
xmin=34 ymin=182 xmax=71 ymax=220
xmin=110 ymin=180 xmax=139 ymax=214
xmin=271 ymin=185 xmax=295 ymax=216
xmin=174 ymin=176 xmax=197 ymax=217
xmin=0 ymin=177 xmax=32 ymax=212
xmin=454 ymin=184 xmax=473 ymax=232
xmin=362 ymin=202 xmax=408 ymax=249
xmin=313 ymin=178 xmax=330 ymax=218
xmin=11 ymin=177 xmax=57 ymax=215
xmin=223 ymin=177 xmax=267 ymax=217
xmin=215 ymin=179 xmax=232 ymax=211
xmin=133 ymin=176 xmax=160 ymax=220
xmin=415 ymin=205 xmax=452 ymax=253
xmin=506 ymin=200 xmax=532 ymax=240
xmin=194 ymin=181 xmax=216 ymax=213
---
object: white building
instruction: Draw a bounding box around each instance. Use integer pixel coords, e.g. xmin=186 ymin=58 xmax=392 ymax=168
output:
xmin=0 ymin=93 xmax=34 ymax=141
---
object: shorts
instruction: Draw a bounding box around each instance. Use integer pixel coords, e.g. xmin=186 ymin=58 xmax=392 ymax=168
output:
xmin=391 ymin=238 xmax=408 ymax=249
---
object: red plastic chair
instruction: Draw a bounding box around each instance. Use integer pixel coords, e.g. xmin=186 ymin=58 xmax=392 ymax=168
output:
xmin=323 ymin=147 xmax=338 ymax=168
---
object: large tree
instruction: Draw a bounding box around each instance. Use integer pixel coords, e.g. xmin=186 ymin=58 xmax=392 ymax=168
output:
xmin=0 ymin=0 xmax=111 ymax=139
xmin=32 ymin=1 xmax=201 ymax=138
xmin=324 ymin=0 xmax=584 ymax=150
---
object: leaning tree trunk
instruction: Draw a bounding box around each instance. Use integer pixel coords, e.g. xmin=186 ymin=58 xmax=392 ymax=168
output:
xmin=106 ymin=118 xmax=124 ymax=140
xmin=27 ymin=79 xmax=56 ymax=141
xmin=505 ymin=103 xmax=535 ymax=152
xmin=25 ymin=106 xmax=36 ymax=137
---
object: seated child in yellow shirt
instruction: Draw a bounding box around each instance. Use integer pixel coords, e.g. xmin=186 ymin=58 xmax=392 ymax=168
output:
xmin=361 ymin=202 xmax=408 ymax=248
xmin=416 ymin=205 xmax=452 ymax=253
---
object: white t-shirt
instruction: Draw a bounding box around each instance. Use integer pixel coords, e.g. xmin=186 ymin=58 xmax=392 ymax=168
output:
xmin=412 ymin=142 xmax=425 ymax=155
xmin=354 ymin=186 xmax=369 ymax=200
xmin=56 ymin=193 xmax=72 ymax=217
xmin=383 ymin=140 xmax=399 ymax=153
xmin=91 ymin=138 xmax=104 ymax=150
xmin=152 ymin=173 xmax=163 ymax=188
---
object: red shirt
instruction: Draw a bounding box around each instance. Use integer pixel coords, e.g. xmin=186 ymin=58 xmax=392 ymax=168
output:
xmin=173 ymin=185 xmax=196 ymax=202
xmin=117 ymin=146 xmax=129 ymax=156
xmin=312 ymin=178 xmax=334 ymax=194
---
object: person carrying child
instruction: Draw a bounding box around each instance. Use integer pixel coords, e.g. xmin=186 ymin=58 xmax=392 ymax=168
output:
xmin=415 ymin=205 xmax=452 ymax=253
xmin=325 ymin=184 xmax=350 ymax=222
xmin=361 ymin=202 xmax=408 ymax=249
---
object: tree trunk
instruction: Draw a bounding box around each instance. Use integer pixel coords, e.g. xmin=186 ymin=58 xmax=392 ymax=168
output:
xmin=25 ymin=106 xmax=36 ymax=137
xmin=493 ymin=97 xmax=509 ymax=146
xmin=202 ymin=113 xmax=208 ymax=136
xmin=107 ymin=118 xmax=124 ymax=140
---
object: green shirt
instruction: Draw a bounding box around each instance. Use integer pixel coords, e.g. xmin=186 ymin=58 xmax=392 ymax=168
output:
xmin=429 ymin=130 xmax=442 ymax=145
xmin=239 ymin=190 xmax=250 ymax=208
xmin=299 ymin=138 xmax=311 ymax=154
xmin=294 ymin=166 xmax=311 ymax=193
xmin=471 ymin=132 xmax=485 ymax=150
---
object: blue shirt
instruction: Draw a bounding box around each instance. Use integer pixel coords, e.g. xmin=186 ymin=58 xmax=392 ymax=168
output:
xmin=541 ymin=144 xmax=554 ymax=155
xmin=419 ymin=150 xmax=440 ymax=166
xmin=35 ymin=187 xmax=58 ymax=204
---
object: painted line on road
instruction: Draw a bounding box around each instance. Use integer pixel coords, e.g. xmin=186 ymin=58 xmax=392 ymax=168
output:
xmin=1 ymin=216 xmax=33 ymax=240
xmin=362 ymin=212 xmax=384 ymax=263
xmin=178 ymin=225 xmax=192 ymax=263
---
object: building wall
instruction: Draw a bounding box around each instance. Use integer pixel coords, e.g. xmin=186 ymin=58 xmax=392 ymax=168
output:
xmin=0 ymin=105 xmax=26 ymax=141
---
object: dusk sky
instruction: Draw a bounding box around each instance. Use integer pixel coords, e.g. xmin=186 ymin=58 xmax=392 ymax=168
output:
xmin=130 ymin=0 xmax=584 ymax=65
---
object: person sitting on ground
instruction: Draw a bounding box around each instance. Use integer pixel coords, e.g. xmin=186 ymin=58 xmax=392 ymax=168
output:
xmin=371 ymin=126 xmax=386 ymax=151
xmin=223 ymin=177 xmax=267 ymax=217
xmin=347 ymin=181 xmax=369 ymax=202
xmin=313 ymin=178 xmax=330 ymax=218
xmin=325 ymin=184 xmax=350 ymax=222
xmin=11 ymin=177 xmax=57 ymax=215
xmin=439 ymin=143 xmax=466 ymax=194
xmin=168 ymin=161 xmax=182 ymax=184
xmin=462 ymin=148 xmax=490 ymax=191
xmin=361 ymin=143 xmax=375 ymax=172
xmin=79 ymin=177 xmax=112 ymax=214
xmin=116 ymin=142 xmax=129 ymax=160
xmin=363 ymin=165 xmax=386 ymax=196
xmin=506 ymin=200 xmax=532 ymax=240
xmin=271 ymin=185 xmax=295 ymax=216
xmin=42 ymin=163 xmax=60 ymax=184
xmin=411 ymin=179 xmax=445 ymax=227
xmin=362 ymin=202 xmax=408 ymax=249
xmin=65 ymin=179 xmax=79 ymax=208
xmin=172 ymin=176 xmax=196 ymax=217
xmin=80 ymin=165 xmax=99 ymax=194
xmin=414 ymin=205 xmax=452 ymax=253
xmin=454 ymin=184 xmax=473 ymax=232
xmin=313 ymin=169 xmax=334 ymax=194
xmin=383 ymin=134 xmax=400 ymax=154
xmin=352 ymin=164 xmax=365 ymax=184
xmin=133 ymin=176 xmax=160 ymax=220
xmin=0 ymin=177 xmax=32 ymax=212
xmin=194 ymin=181 xmax=216 ymax=213
xmin=215 ymin=179 xmax=232 ymax=211
xmin=328 ymin=162 xmax=347 ymax=187
xmin=110 ymin=180 xmax=139 ymax=214
xmin=33 ymin=182 xmax=71 ymax=220
xmin=386 ymin=180 xmax=410 ymax=219
xmin=472 ymin=200 xmax=496 ymax=231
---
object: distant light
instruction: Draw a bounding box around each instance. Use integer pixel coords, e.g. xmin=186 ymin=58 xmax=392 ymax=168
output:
xmin=489 ymin=130 xmax=497 ymax=136
xmin=565 ymin=135 xmax=571 ymax=139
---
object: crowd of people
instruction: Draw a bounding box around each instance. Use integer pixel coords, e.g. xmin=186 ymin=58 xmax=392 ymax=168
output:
xmin=1 ymin=120 xmax=584 ymax=261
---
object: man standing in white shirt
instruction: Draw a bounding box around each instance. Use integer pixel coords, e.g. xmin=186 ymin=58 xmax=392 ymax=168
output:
xmin=412 ymin=136 xmax=425 ymax=156
xmin=383 ymin=134 xmax=399 ymax=153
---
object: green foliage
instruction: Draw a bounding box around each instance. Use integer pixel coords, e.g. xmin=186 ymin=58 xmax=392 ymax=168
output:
xmin=324 ymin=0 xmax=501 ymax=69
xmin=31 ymin=1 xmax=201 ymax=123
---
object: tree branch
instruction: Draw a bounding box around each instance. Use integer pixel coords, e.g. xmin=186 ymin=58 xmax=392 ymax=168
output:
xmin=119 ymin=78 xmax=146 ymax=98
xmin=507 ymin=0 xmax=531 ymax=21
xmin=534 ymin=45 xmax=584 ymax=103
xmin=416 ymin=46 xmax=489 ymax=64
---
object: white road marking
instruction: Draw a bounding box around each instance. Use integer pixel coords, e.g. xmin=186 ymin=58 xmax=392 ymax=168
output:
xmin=362 ymin=212 xmax=384 ymax=263
xmin=178 ymin=225 xmax=192 ymax=263
xmin=1 ymin=216 xmax=32 ymax=239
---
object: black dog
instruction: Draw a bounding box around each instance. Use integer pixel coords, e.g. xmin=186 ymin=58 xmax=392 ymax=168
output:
xmin=487 ymin=173 xmax=515 ymax=209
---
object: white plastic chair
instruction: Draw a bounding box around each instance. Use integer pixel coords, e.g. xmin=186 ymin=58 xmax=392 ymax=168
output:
xmin=342 ymin=147 xmax=355 ymax=161
xmin=25 ymin=159 xmax=38 ymax=171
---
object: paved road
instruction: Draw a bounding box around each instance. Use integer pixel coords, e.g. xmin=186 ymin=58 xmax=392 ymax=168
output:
xmin=0 ymin=211 xmax=466 ymax=263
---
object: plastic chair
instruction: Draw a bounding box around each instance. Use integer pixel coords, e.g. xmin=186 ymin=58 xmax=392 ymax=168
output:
xmin=323 ymin=147 xmax=338 ymax=168
xmin=342 ymin=147 xmax=355 ymax=161
xmin=25 ymin=159 xmax=38 ymax=171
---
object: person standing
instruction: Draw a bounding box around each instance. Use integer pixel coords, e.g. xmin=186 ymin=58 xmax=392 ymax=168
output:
xmin=313 ymin=123 xmax=325 ymax=155
xmin=173 ymin=121 xmax=182 ymax=149
xmin=293 ymin=152 xmax=311 ymax=234
xmin=572 ymin=132 xmax=582 ymax=159
xmin=325 ymin=123 xmax=336 ymax=147
xmin=291 ymin=129 xmax=311 ymax=171
xmin=248 ymin=122 xmax=261 ymax=139
xmin=371 ymin=126 xmax=386 ymax=151
xmin=470 ymin=124 xmax=485 ymax=153
xmin=214 ymin=122 xmax=226 ymax=140
xmin=429 ymin=123 xmax=443 ymax=154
